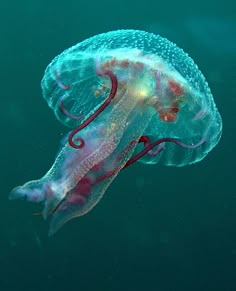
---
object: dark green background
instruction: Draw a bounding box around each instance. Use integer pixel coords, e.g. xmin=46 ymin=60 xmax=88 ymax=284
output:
xmin=1 ymin=0 xmax=236 ymax=290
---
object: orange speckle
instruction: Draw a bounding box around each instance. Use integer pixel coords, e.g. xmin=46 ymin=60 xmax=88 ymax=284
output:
xmin=159 ymin=108 xmax=178 ymax=122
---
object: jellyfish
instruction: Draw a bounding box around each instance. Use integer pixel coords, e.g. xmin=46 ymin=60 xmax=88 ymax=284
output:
xmin=10 ymin=30 xmax=222 ymax=235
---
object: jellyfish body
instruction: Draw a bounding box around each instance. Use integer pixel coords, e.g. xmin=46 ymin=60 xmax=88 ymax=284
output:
xmin=10 ymin=30 xmax=222 ymax=235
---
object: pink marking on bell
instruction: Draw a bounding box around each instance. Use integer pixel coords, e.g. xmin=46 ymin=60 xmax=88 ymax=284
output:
xmin=55 ymin=69 xmax=71 ymax=90
xmin=193 ymin=109 xmax=207 ymax=121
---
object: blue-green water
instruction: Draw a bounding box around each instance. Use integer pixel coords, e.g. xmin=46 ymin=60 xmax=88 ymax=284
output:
xmin=1 ymin=0 xmax=235 ymax=290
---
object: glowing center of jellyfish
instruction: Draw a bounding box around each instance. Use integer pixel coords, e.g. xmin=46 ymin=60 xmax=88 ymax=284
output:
xmin=129 ymin=79 xmax=153 ymax=101
xmin=128 ymin=72 xmax=155 ymax=102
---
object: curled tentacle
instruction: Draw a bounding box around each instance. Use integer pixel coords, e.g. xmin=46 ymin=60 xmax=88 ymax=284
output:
xmin=55 ymin=69 xmax=71 ymax=90
xmin=59 ymin=94 xmax=83 ymax=120
xmin=68 ymin=70 xmax=118 ymax=149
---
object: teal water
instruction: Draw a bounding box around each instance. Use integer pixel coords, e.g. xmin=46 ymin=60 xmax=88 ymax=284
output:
xmin=1 ymin=0 xmax=235 ymax=290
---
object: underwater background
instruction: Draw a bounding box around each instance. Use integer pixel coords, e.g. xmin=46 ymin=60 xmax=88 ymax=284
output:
xmin=1 ymin=0 xmax=236 ymax=290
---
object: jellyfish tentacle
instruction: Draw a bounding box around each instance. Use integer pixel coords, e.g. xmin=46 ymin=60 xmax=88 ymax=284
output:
xmin=123 ymin=135 xmax=206 ymax=169
xmin=55 ymin=69 xmax=71 ymax=90
xmin=56 ymin=68 xmax=83 ymax=120
xmin=138 ymin=136 xmax=165 ymax=156
xmin=93 ymin=136 xmax=163 ymax=183
xmin=59 ymin=94 xmax=83 ymax=120
xmin=139 ymin=135 xmax=150 ymax=145
xmin=71 ymin=135 xmax=206 ymax=186
xmin=147 ymin=142 xmax=166 ymax=156
xmin=68 ymin=70 xmax=118 ymax=149
xmin=81 ymin=135 xmax=206 ymax=184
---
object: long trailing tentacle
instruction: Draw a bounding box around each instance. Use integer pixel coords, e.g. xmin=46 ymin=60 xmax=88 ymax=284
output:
xmin=138 ymin=135 xmax=165 ymax=156
xmin=60 ymin=70 xmax=118 ymax=149
xmin=68 ymin=70 xmax=118 ymax=148
xmin=123 ymin=135 xmax=206 ymax=169
xmin=97 ymin=135 xmax=206 ymax=182
xmin=51 ymin=135 xmax=206 ymax=211
xmin=94 ymin=135 xmax=182 ymax=183
xmin=56 ymin=69 xmax=83 ymax=120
